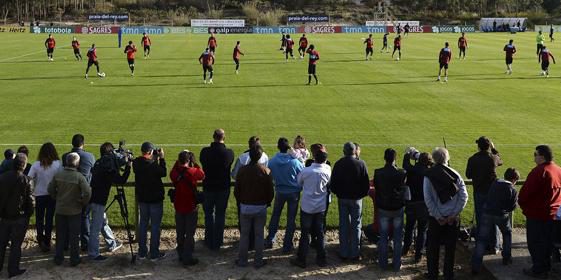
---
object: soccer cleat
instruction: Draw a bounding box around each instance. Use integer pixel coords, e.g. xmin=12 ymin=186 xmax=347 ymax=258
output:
xmin=444 ymin=77 xmax=448 ymax=82
xmin=436 ymin=77 xmax=441 ymax=82
xmin=235 ymin=70 xmax=239 ymax=74
xmin=131 ymin=73 xmax=134 ymax=77
xmin=209 ymin=79 xmax=213 ymax=84
xmin=203 ymin=80 xmax=207 ymax=84
xmin=85 ymin=74 xmax=88 ymax=79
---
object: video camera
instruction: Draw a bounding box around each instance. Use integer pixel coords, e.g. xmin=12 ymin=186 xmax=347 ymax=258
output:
xmin=114 ymin=140 xmax=134 ymax=168
xmin=405 ymin=147 xmax=421 ymax=160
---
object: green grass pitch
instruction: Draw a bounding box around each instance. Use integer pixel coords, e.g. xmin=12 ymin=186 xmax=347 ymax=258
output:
xmin=1 ymin=31 xmax=561 ymax=228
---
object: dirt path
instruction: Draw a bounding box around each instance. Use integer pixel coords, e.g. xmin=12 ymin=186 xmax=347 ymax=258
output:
xmin=5 ymin=229 xmax=490 ymax=280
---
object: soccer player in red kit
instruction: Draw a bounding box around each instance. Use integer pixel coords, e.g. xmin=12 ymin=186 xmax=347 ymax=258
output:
xmin=458 ymin=32 xmax=468 ymax=60
xmin=437 ymin=42 xmax=452 ymax=82
xmin=298 ymin=34 xmax=308 ymax=59
xmin=364 ymin=34 xmax=374 ymax=60
xmin=538 ymin=45 xmax=556 ymax=77
xmin=392 ymin=35 xmax=401 ymax=60
xmin=208 ymin=33 xmax=218 ymax=53
xmin=199 ymin=48 xmax=215 ymax=84
xmin=233 ymin=41 xmax=244 ymax=74
xmin=124 ymin=41 xmax=137 ymax=76
xmin=45 ymin=34 xmax=56 ymax=61
xmin=85 ymin=44 xmax=102 ymax=79
xmin=306 ymin=44 xmax=320 ymax=85
xmin=285 ymin=34 xmax=295 ymax=61
xmin=71 ymin=37 xmax=82 ymax=61
xmin=503 ymin=39 xmax=516 ymax=75
xmin=141 ymin=32 xmax=151 ymax=58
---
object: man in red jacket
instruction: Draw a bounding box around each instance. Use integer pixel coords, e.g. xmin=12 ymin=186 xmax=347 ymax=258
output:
xmin=519 ymin=145 xmax=561 ymax=278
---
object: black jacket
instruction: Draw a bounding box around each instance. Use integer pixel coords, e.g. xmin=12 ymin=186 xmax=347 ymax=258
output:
xmin=90 ymin=155 xmax=131 ymax=206
xmin=484 ymin=179 xmax=518 ymax=216
xmin=133 ymin=156 xmax=166 ymax=203
xmin=466 ymin=150 xmax=502 ymax=194
xmin=0 ymin=170 xmax=34 ymax=219
xmin=402 ymin=154 xmax=430 ymax=202
xmin=374 ymin=164 xmax=407 ymax=211
xmin=330 ymin=156 xmax=370 ymax=200
xmin=200 ymin=142 xmax=234 ymax=192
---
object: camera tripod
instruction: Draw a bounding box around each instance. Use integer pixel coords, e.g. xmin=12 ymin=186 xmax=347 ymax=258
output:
xmin=106 ymin=185 xmax=137 ymax=264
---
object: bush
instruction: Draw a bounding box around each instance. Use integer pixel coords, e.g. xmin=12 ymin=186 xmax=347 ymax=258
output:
xmin=259 ymin=9 xmax=284 ymax=26
xmin=242 ymin=2 xmax=259 ymax=25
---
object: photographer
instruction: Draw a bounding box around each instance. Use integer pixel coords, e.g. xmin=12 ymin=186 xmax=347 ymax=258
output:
xmin=170 ymin=150 xmax=204 ymax=266
xmin=87 ymin=142 xmax=131 ymax=261
xmin=133 ymin=142 xmax=166 ymax=261
xmin=402 ymin=147 xmax=433 ymax=262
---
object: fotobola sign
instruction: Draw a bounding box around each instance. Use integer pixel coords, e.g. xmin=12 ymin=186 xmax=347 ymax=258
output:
xmin=33 ymin=26 xmax=74 ymax=34
xmin=208 ymin=26 xmax=253 ymax=34
xmin=78 ymin=26 xmax=119 ymax=34
xmin=298 ymin=25 xmax=342 ymax=34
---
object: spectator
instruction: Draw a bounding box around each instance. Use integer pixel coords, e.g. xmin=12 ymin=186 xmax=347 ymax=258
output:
xmin=48 ymin=153 xmax=91 ymax=266
xmin=0 ymin=153 xmax=33 ymax=278
xmin=423 ymin=147 xmax=468 ymax=280
xmin=305 ymin=144 xmax=332 ymax=249
xmin=465 ymin=136 xmax=502 ymax=254
xmin=519 ymin=145 xmax=561 ymax=278
xmin=170 ymin=150 xmax=205 ymax=266
xmin=231 ymin=136 xmax=268 ymax=251
xmin=28 ymin=142 xmax=61 ymax=252
xmin=330 ymin=142 xmax=370 ymax=261
xmin=264 ymin=137 xmax=304 ymax=253
xmin=402 ymin=149 xmax=433 ymax=262
xmin=234 ymin=145 xmax=274 ymax=268
xmin=472 ymin=168 xmax=519 ymax=274
xmin=199 ymin=129 xmax=235 ymax=251
xmin=289 ymin=135 xmax=310 ymax=163
xmin=16 ymin=146 xmax=32 ymax=175
xmin=62 ymin=134 xmax=96 ymax=251
xmin=374 ymin=148 xmax=407 ymax=271
xmin=87 ymin=142 xmax=131 ymax=261
xmin=0 ymin=149 xmax=15 ymax=174
xmin=133 ymin=142 xmax=167 ymax=260
xmin=290 ymin=150 xmax=331 ymax=268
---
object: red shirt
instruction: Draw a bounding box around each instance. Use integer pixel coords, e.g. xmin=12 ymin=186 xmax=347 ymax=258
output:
xmin=504 ymin=44 xmax=516 ymax=58
xmin=286 ymin=39 xmax=295 ymax=50
xmin=199 ymin=52 xmax=214 ymax=66
xmin=208 ymin=37 xmax=217 ymax=48
xmin=45 ymin=38 xmax=56 ymax=49
xmin=307 ymin=49 xmax=320 ymax=65
xmin=87 ymin=48 xmax=97 ymax=61
xmin=458 ymin=37 xmax=467 ymax=48
xmin=439 ymin=47 xmax=452 ymax=64
xmin=365 ymin=38 xmax=373 ymax=48
xmin=541 ymin=49 xmax=553 ymax=62
xmin=394 ymin=37 xmax=401 ymax=47
xmin=142 ymin=36 xmax=151 ymax=47
xmin=125 ymin=45 xmax=137 ymax=60
xmin=170 ymin=162 xmax=205 ymax=214
xmin=233 ymin=46 xmax=242 ymax=60
xmin=299 ymin=37 xmax=308 ymax=48
xmin=71 ymin=40 xmax=80 ymax=50
xmin=519 ymin=162 xmax=561 ymax=220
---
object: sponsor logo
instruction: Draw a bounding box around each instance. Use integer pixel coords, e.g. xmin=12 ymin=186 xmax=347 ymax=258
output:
xmin=208 ymin=26 xmax=253 ymax=34
xmin=164 ymin=27 xmax=191 ymax=34
xmin=36 ymin=26 xmax=74 ymax=34
xmin=366 ymin=21 xmax=420 ymax=27
xmin=287 ymin=15 xmax=329 ymax=23
xmin=88 ymin=14 xmax=129 ymax=21
xmin=77 ymin=26 xmax=119 ymax=34
xmin=192 ymin=27 xmax=209 ymax=34
xmin=388 ymin=25 xmax=432 ymax=33
xmin=0 ymin=26 xmax=28 ymax=33
xmin=342 ymin=26 xmax=386 ymax=33
xmin=121 ymin=26 xmax=164 ymax=34
xmin=299 ymin=25 xmax=342 ymax=34
xmin=252 ymin=26 xmax=297 ymax=34
xmin=433 ymin=25 xmax=476 ymax=33
xmin=191 ymin=19 xmax=245 ymax=27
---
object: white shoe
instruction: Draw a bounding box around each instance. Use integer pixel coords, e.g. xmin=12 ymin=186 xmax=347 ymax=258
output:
xmin=235 ymin=70 xmax=239 ymax=74
xmin=204 ymin=80 xmax=207 ymax=84
xmin=85 ymin=74 xmax=88 ymax=79
xmin=444 ymin=77 xmax=448 ymax=82
xmin=436 ymin=77 xmax=440 ymax=82
xmin=209 ymin=79 xmax=213 ymax=84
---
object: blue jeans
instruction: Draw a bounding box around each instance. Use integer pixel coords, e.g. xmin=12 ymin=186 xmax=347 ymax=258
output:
xmin=87 ymin=203 xmax=118 ymax=258
xmin=474 ymin=192 xmax=499 ymax=250
xmin=81 ymin=206 xmax=90 ymax=249
xmin=471 ymin=213 xmax=512 ymax=271
xmin=202 ymin=189 xmax=230 ymax=250
xmin=338 ymin=198 xmax=362 ymax=259
xmin=35 ymin=195 xmax=56 ymax=244
xmin=265 ymin=192 xmax=300 ymax=251
xmin=138 ymin=202 xmax=163 ymax=259
xmin=297 ymin=210 xmax=326 ymax=263
xmin=378 ymin=208 xmax=404 ymax=270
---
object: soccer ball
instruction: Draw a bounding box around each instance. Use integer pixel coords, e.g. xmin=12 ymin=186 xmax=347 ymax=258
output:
xmin=396 ymin=57 xmax=400 ymax=61
xmin=98 ymin=72 xmax=106 ymax=78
